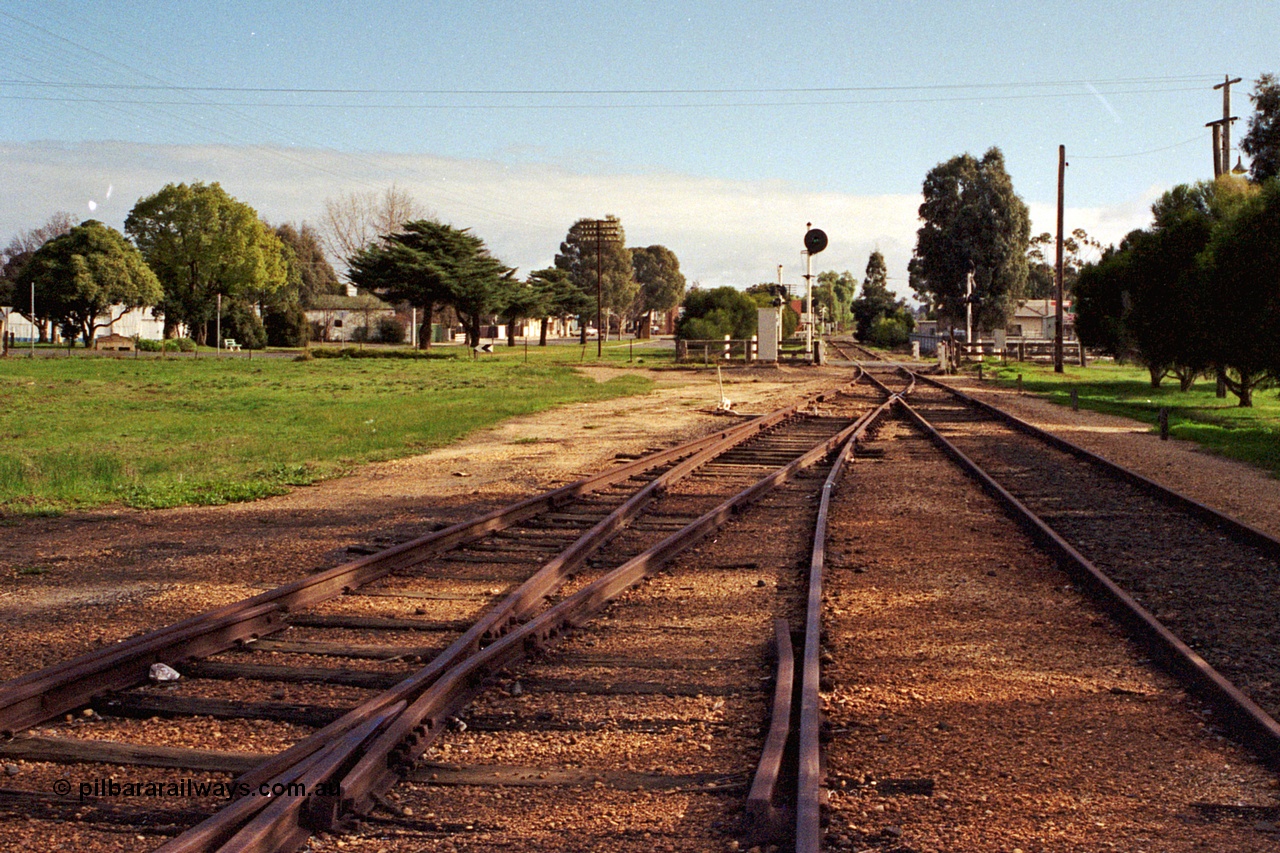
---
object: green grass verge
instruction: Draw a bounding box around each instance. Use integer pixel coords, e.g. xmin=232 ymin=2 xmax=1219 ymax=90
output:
xmin=300 ymin=337 xmax=677 ymax=367
xmin=0 ymin=354 xmax=652 ymax=515
xmin=977 ymin=360 xmax=1280 ymax=477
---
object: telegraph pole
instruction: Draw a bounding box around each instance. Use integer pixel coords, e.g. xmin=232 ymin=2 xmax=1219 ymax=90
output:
xmin=584 ymin=218 xmax=621 ymax=358
xmin=1054 ymin=144 xmax=1066 ymax=373
xmin=1207 ymin=75 xmax=1242 ymax=177
xmin=595 ymin=230 xmax=603 ymax=358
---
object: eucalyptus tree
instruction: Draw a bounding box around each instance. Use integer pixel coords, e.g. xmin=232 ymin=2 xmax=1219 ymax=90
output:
xmin=1241 ymin=73 xmax=1280 ymax=183
xmin=908 ymin=147 xmax=1030 ymax=334
xmin=555 ymin=216 xmax=634 ymax=339
xmin=631 ymin=244 xmax=686 ymax=334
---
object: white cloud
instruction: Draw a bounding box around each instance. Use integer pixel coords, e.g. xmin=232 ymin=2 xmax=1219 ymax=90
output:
xmin=1 ymin=141 xmax=1158 ymax=302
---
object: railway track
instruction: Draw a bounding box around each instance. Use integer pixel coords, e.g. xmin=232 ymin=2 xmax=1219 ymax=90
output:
xmin=818 ymin=394 xmax=1280 ymax=851
xmin=833 ymin=336 xmax=1280 ymax=739
xmin=0 ymin=371 xmax=906 ymax=852
xmin=898 ymin=375 xmax=1280 ymax=760
xmin=7 ymin=344 xmax=1280 ymax=851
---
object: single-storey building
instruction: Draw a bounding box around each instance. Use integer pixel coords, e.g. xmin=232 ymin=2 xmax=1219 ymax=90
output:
xmin=1005 ymin=299 xmax=1075 ymax=341
xmin=305 ymin=294 xmax=398 ymax=343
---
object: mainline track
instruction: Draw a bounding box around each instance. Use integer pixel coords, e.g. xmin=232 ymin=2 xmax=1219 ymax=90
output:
xmin=834 ymin=334 xmax=1280 ymax=758
xmin=0 ymin=372 xmax=909 ymax=852
xmin=834 ymin=336 xmax=1280 ymax=805
xmin=899 ymin=375 xmax=1280 ymax=763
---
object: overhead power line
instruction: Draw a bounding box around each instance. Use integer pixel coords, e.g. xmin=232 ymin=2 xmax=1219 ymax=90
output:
xmin=0 ymin=85 xmax=1211 ymax=111
xmin=0 ymin=74 xmax=1219 ymax=97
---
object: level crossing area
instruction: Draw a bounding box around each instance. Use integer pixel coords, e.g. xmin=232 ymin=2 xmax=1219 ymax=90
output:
xmin=1 ymin=354 xmax=1279 ymax=852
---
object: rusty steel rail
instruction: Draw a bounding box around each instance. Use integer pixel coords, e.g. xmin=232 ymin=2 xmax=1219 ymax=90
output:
xmin=744 ymin=619 xmax=794 ymax=843
xmin=744 ymin=388 xmax=901 ymax=850
xmin=897 ymin=391 xmax=1280 ymax=768
xmin=191 ymin=397 xmax=817 ymax=809
xmin=0 ymin=384 xmax=863 ymax=739
xmin=826 ymin=338 xmax=891 ymax=365
xmin=795 ymin=402 xmax=881 ymax=852
xmin=913 ymin=373 xmax=1280 ymax=562
xmin=199 ymin=398 xmax=877 ymax=853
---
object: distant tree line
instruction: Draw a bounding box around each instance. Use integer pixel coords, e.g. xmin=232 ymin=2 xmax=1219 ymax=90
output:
xmin=1072 ymin=74 xmax=1280 ymax=407
xmin=0 ymin=185 xmax=689 ymax=351
xmin=1075 ymin=176 xmax=1280 ymax=406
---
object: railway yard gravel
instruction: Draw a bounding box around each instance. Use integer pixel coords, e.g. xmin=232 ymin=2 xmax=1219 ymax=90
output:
xmin=1 ymin=362 xmax=1279 ymax=851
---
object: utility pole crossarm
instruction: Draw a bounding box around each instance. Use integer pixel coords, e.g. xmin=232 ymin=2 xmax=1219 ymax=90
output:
xmin=1209 ymin=75 xmax=1244 ymax=178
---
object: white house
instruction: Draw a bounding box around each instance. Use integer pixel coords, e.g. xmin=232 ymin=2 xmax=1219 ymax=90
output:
xmin=1006 ymin=299 xmax=1075 ymax=341
xmin=1 ymin=304 xmax=168 ymax=344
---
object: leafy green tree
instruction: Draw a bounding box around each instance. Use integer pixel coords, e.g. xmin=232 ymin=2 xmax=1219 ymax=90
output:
xmin=14 ymin=220 xmax=161 ymax=346
xmin=349 ymin=220 xmax=452 ymax=348
xmin=125 ymin=182 xmax=288 ymax=343
xmin=2 ymin=211 xmax=76 ymax=340
xmin=909 ymin=147 xmax=1031 ymax=333
xmin=254 ymin=223 xmax=337 ymax=348
xmin=678 ymin=286 xmax=758 ymax=340
xmin=1074 ymin=240 xmax=1138 ymax=361
xmin=528 ymin=267 xmax=588 ymax=345
xmin=868 ymin=316 xmax=911 ymax=348
xmin=1132 ymin=184 xmax=1218 ymax=390
xmin=851 ymin=252 xmax=901 ymax=340
xmin=1198 ymin=178 xmax=1280 ymax=406
xmin=631 ymin=244 xmax=686 ymax=333
xmin=349 ymin=220 xmax=514 ymax=349
xmin=1242 ymin=73 xmax=1280 ymax=183
xmin=813 ymin=270 xmax=856 ymax=331
xmin=275 ymin=222 xmax=343 ymax=305
xmin=221 ymin=298 xmax=268 ymax=349
xmin=1025 ymin=228 xmax=1102 ymax=299
xmin=555 ymin=216 xmax=635 ymax=340
xmin=1075 ymin=177 xmax=1267 ymax=403
xmin=1076 ymin=185 xmax=1217 ymax=389
xmin=262 ymin=296 xmax=308 ymax=347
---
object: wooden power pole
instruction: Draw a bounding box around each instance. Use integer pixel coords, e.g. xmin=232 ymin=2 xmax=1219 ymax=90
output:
xmin=1207 ymin=75 xmax=1242 ymax=177
xmin=1054 ymin=144 xmax=1066 ymax=374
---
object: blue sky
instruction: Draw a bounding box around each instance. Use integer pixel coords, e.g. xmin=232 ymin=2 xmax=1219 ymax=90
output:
xmin=2 ymin=1 xmax=1276 ymax=298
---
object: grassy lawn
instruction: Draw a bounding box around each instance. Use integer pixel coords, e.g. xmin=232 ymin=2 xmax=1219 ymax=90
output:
xmin=464 ymin=336 xmax=675 ymax=366
xmin=0 ymin=351 xmax=652 ymax=515
xmin=977 ymin=360 xmax=1280 ymax=477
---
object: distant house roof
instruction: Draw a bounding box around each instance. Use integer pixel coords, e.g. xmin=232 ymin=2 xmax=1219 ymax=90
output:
xmin=308 ymin=293 xmax=393 ymax=311
xmin=1013 ymin=299 xmax=1072 ymax=319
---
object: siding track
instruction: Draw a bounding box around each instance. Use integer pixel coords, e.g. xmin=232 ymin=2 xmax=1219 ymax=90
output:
xmin=0 ymin=372 xmax=906 ymax=853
